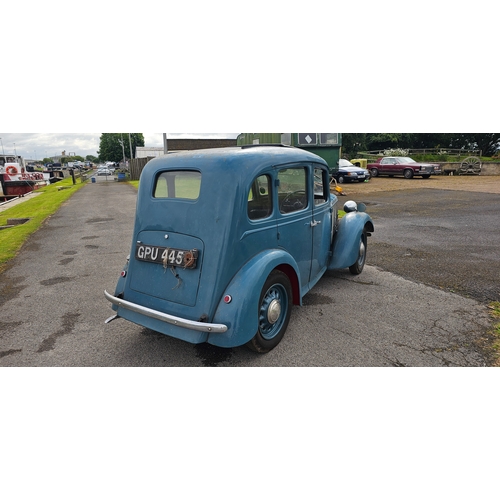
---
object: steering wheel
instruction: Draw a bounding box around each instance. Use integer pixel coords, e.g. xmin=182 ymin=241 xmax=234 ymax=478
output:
xmin=280 ymin=190 xmax=307 ymax=212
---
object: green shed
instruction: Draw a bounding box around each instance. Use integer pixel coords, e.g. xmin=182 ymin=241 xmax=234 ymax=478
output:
xmin=236 ymin=133 xmax=342 ymax=174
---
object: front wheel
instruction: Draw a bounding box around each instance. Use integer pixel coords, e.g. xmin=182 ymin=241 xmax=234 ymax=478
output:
xmin=349 ymin=229 xmax=368 ymax=275
xmin=370 ymin=168 xmax=379 ymax=177
xmin=404 ymin=169 xmax=414 ymax=179
xmin=338 ymin=175 xmax=345 ymax=184
xmin=246 ymin=270 xmax=293 ymax=353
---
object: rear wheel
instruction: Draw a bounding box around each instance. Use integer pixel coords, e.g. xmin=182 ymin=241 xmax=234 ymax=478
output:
xmin=349 ymin=229 xmax=368 ymax=275
xmin=404 ymin=169 xmax=414 ymax=179
xmin=247 ymin=270 xmax=292 ymax=353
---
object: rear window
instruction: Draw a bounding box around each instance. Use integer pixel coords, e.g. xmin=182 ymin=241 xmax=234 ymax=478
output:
xmin=154 ymin=171 xmax=201 ymax=200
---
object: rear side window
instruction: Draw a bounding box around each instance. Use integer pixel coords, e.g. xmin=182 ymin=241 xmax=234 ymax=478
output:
xmin=248 ymin=174 xmax=272 ymax=220
xmin=154 ymin=171 xmax=201 ymax=199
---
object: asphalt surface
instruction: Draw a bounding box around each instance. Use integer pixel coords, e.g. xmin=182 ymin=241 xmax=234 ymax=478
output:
xmin=0 ymin=175 xmax=496 ymax=366
xmin=357 ymin=188 xmax=500 ymax=304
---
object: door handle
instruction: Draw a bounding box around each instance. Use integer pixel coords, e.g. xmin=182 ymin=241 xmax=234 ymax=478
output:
xmin=310 ymin=220 xmax=322 ymax=227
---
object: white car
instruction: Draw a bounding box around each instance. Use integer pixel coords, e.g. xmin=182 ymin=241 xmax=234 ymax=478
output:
xmin=96 ymin=168 xmax=113 ymax=176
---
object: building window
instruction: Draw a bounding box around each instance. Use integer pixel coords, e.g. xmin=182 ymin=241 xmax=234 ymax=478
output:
xmin=297 ymin=133 xmax=318 ymax=146
xmin=281 ymin=133 xmax=291 ymax=146
xmin=319 ymin=133 xmax=339 ymax=145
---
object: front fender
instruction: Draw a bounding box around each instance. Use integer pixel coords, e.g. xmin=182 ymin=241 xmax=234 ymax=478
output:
xmin=207 ymin=249 xmax=300 ymax=348
xmin=328 ymin=212 xmax=374 ymax=270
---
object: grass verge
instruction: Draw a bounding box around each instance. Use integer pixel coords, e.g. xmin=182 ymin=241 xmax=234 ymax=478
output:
xmin=487 ymin=302 xmax=500 ymax=366
xmin=0 ymin=177 xmax=87 ymax=272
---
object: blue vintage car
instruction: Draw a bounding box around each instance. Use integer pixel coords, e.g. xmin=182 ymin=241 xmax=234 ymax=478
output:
xmin=105 ymin=146 xmax=374 ymax=352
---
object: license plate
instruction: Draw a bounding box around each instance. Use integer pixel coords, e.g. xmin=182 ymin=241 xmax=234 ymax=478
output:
xmin=135 ymin=244 xmax=198 ymax=269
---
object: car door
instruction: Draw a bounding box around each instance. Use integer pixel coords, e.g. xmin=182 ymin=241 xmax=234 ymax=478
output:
xmin=379 ymin=158 xmax=391 ymax=175
xmin=310 ymin=165 xmax=332 ymax=283
xmin=275 ymin=165 xmax=313 ymax=290
xmin=382 ymin=157 xmax=399 ymax=175
xmin=392 ymin=158 xmax=404 ymax=175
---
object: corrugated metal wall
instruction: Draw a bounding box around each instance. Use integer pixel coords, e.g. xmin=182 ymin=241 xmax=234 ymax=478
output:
xmin=236 ymin=133 xmax=342 ymax=173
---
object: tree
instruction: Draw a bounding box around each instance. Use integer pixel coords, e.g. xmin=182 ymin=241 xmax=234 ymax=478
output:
xmin=61 ymin=155 xmax=85 ymax=164
xmin=97 ymin=133 xmax=145 ymax=162
xmin=341 ymin=133 xmax=500 ymax=156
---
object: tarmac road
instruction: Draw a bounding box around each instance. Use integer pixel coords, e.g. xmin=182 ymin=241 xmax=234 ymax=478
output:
xmin=0 ymin=175 xmax=495 ymax=366
xmin=357 ymin=188 xmax=500 ymax=304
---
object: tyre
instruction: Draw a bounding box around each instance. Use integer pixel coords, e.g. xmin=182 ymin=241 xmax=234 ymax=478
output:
xmin=246 ymin=270 xmax=293 ymax=353
xmin=404 ymin=169 xmax=414 ymax=179
xmin=349 ymin=229 xmax=367 ymax=275
xmin=422 ymin=174 xmax=431 ymax=179
xmin=338 ymin=175 xmax=345 ymax=184
xmin=370 ymin=168 xmax=379 ymax=177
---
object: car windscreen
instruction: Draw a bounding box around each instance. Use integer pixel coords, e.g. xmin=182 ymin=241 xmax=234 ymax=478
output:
xmin=153 ymin=170 xmax=201 ymax=200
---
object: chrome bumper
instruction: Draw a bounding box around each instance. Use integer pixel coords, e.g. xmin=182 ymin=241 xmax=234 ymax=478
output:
xmin=104 ymin=290 xmax=228 ymax=333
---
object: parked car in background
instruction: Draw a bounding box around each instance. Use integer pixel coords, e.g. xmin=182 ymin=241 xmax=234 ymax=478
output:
xmin=105 ymin=146 xmax=374 ymax=353
xmin=368 ymin=157 xmax=437 ymax=179
xmin=332 ymin=159 xmax=370 ymax=184
xmin=96 ymin=168 xmax=113 ymax=176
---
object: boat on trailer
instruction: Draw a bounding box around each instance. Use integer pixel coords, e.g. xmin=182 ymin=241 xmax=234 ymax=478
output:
xmin=0 ymin=154 xmax=50 ymax=199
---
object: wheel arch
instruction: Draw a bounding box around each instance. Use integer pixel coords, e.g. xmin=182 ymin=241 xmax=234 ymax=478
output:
xmin=208 ymin=249 xmax=300 ymax=347
xmin=328 ymin=212 xmax=374 ymax=270
xmin=276 ymin=263 xmax=301 ymax=306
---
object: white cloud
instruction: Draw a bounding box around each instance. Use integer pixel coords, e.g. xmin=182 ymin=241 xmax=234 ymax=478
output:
xmin=0 ymin=133 xmax=239 ymax=160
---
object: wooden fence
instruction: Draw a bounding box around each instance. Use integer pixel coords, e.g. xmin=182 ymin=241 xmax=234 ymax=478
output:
xmin=129 ymin=157 xmax=155 ymax=181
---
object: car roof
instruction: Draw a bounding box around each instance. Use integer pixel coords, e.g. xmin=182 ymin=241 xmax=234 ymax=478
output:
xmin=141 ymin=146 xmax=329 ymax=185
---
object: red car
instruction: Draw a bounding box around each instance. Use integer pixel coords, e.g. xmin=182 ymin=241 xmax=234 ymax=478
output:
xmin=368 ymin=156 xmax=437 ymax=179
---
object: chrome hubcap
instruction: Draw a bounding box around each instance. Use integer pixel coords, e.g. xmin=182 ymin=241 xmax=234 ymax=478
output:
xmin=267 ymin=299 xmax=281 ymax=324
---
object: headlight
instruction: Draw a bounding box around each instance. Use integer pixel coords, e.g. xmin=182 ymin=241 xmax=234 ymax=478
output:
xmin=344 ymin=201 xmax=358 ymax=213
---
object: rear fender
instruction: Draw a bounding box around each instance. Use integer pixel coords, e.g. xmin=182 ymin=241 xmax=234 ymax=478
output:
xmin=328 ymin=212 xmax=374 ymax=270
xmin=110 ymin=257 xmax=130 ymax=311
xmin=208 ymin=249 xmax=300 ymax=348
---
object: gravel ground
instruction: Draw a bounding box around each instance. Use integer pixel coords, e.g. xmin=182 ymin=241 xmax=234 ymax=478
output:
xmin=342 ymin=174 xmax=500 ymax=196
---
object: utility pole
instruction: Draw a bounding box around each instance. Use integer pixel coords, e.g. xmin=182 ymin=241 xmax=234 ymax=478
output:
xmin=119 ymin=134 xmax=126 ymax=165
xmin=163 ymin=133 xmax=168 ymax=155
xmin=128 ymin=133 xmax=133 ymax=161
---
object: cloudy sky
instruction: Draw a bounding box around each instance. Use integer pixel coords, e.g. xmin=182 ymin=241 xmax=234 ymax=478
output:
xmin=3 ymin=3 xmax=496 ymax=161
xmin=0 ymin=133 xmax=239 ymax=160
